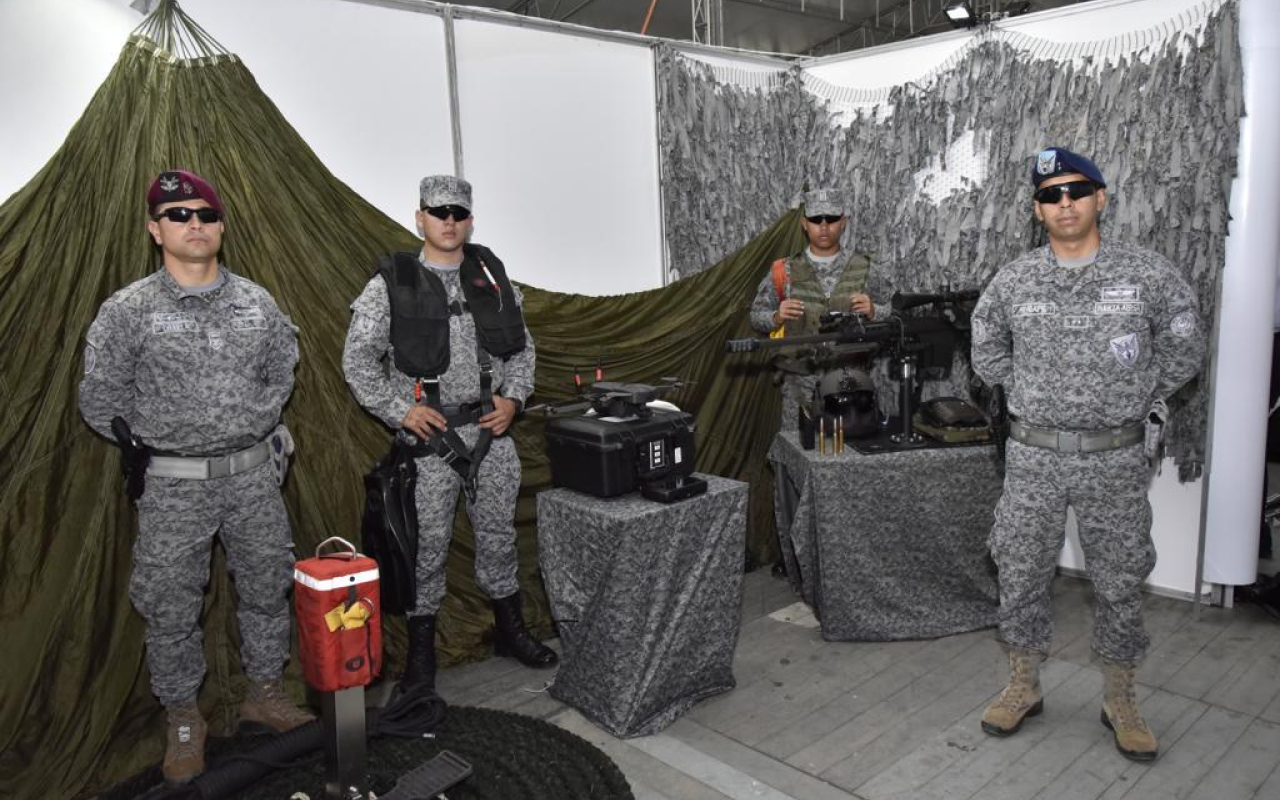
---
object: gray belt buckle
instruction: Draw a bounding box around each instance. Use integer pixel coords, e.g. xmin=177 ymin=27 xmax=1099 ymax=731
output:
xmin=207 ymin=456 xmax=232 ymax=479
xmin=1056 ymin=431 xmax=1082 ymax=453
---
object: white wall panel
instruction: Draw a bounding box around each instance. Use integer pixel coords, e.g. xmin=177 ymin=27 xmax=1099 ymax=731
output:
xmin=453 ymin=18 xmax=663 ymax=295
xmin=0 ymin=0 xmax=139 ymax=202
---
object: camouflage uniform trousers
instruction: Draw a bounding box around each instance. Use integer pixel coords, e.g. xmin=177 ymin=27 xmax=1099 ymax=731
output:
xmin=130 ymin=461 xmax=294 ymax=706
xmin=779 ymin=373 xmax=819 ymax=430
xmin=990 ymin=439 xmax=1156 ymax=662
xmin=411 ymin=424 xmax=522 ymax=615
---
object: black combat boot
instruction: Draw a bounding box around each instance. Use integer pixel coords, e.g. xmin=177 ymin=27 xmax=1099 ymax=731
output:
xmin=492 ymin=593 xmax=558 ymax=668
xmin=399 ymin=613 xmax=437 ymax=694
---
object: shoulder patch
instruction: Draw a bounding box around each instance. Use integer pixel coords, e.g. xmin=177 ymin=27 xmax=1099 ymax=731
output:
xmin=1170 ymin=310 xmax=1197 ymax=338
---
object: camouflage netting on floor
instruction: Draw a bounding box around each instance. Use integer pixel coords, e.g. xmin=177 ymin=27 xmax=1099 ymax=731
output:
xmin=0 ymin=5 xmax=804 ymax=799
xmin=658 ymin=0 xmax=1243 ymax=475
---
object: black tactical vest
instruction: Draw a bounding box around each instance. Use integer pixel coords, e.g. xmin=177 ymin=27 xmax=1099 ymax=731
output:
xmin=378 ymin=243 xmax=527 ymax=379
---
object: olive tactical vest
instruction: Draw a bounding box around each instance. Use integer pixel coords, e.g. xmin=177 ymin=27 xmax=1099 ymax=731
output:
xmin=779 ymin=251 xmax=872 ymax=337
xmin=378 ymin=243 xmax=526 ymax=379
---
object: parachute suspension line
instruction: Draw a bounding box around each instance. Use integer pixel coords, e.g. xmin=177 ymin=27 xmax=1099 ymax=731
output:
xmin=132 ymin=0 xmax=231 ymax=61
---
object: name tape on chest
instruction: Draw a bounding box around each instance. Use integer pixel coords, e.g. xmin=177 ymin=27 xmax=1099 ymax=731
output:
xmin=151 ymin=311 xmax=199 ymax=334
xmin=1014 ymin=302 xmax=1059 ymax=317
xmin=1094 ymin=301 xmax=1146 ymax=315
xmin=230 ymin=305 xmax=268 ymax=331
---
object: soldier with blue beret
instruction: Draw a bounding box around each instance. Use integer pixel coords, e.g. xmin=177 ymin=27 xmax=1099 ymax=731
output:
xmin=79 ymin=170 xmax=313 ymax=784
xmin=971 ymin=146 xmax=1205 ymax=761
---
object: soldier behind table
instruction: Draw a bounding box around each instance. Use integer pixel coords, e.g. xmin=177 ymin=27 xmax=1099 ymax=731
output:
xmin=970 ymin=147 xmax=1205 ymax=761
xmin=748 ymin=188 xmax=886 ymax=427
xmin=342 ymin=175 xmax=557 ymax=699
xmin=78 ymin=171 xmax=313 ymax=785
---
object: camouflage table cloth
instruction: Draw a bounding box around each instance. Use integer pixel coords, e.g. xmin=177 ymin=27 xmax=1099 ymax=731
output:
xmin=536 ymin=475 xmax=747 ymax=737
xmin=770 ymin=432 xmax=1000 ymax=640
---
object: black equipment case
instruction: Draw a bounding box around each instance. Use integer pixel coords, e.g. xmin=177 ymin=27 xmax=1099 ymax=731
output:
xmin=544 ymin=409 xmax=697 ymax=498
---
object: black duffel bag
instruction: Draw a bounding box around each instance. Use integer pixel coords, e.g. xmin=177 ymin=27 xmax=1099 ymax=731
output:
xmin=361 ymin=439 xmax=420 ymax=616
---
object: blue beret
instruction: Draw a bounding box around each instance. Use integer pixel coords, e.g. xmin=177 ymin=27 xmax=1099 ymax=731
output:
xmin=1031 ymin=147 xmax=1106 ymax=188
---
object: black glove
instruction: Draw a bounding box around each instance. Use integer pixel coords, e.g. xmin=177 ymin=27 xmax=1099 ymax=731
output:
xmin=110 ymin=416 xmax=150 ymax=502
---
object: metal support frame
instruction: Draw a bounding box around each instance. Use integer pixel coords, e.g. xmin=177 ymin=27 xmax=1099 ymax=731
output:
xmin=443 ymin=7 xmax=465 ymax=178
xmin=692 ymin=0 xmax=724 ymax=46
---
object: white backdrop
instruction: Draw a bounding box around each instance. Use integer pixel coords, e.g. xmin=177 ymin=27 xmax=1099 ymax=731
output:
xmin=452 ymin=18 xmax=664 ymax=295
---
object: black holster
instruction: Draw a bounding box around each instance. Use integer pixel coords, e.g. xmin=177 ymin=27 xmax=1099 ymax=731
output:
xmin=110 ymin=416 xmax=150 ymax=502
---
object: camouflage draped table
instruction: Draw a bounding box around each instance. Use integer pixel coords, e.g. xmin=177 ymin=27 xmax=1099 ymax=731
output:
xmin=536 ymin=475 xmax=747 ymax=737
xmin=769 ymin=432 xmax=1000 ymax=640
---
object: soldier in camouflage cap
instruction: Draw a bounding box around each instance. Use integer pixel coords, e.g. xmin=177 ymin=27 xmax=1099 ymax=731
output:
xmin=749 ymin=187 xmax=886 ymax=426
xmin=970 ymin=147 xmax=1205 ymax=761
xmin=343 ymin=174 xmax=557 ymax=700
xmin=79 ymin=170 xmax=313 ymax=785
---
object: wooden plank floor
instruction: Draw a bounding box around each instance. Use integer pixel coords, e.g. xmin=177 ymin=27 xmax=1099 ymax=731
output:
xmin=437 ymin=570 xmax=1280 ymax=800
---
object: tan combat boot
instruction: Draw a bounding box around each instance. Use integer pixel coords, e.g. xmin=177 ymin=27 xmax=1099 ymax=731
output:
xmin=1100 ymin=657 xmax=1159 ymax=761
xmin=981 ymin=646 xmax=1045 ymax=736
xmin=163 ymin=702 xmax=207 ymax=785
xmin=238 ymin=678 xmax=316 ymax=733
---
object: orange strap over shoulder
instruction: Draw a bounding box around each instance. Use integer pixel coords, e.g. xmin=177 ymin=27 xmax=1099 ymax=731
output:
xmin=769 ymin=258 xmax=790 ymax=338
xmin=770 ymin=258 xmax=789 ymax=300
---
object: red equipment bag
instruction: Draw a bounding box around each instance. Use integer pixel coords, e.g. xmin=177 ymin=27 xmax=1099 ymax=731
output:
xmin=294 ymin=536 xmax=382 ymax=692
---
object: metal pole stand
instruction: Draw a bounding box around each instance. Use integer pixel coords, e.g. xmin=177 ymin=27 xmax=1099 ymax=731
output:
xmin=890 ymin=354 xmax=924 ymax=445
xmin=323 ymin=685 xmax=368 ymax=800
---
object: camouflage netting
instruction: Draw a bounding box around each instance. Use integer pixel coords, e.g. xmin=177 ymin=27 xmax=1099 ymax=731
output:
xmin=658 ymin=0 xmax=1243 ymax=476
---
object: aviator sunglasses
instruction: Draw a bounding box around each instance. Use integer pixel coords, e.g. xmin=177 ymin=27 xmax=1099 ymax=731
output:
xmin=152 ymin=206 xmax=223 ymax=224
xmin=805 ymin=214 xmax=844 ymax=225
xmin=1033 ymin=180 xmax=1098 ymax=205
xmin=422 ymin=204 xmax=472 ymax=222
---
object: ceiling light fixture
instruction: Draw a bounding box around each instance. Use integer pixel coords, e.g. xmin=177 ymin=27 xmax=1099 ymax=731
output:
xmin=944 ymin=1 xmax=977 ymax=27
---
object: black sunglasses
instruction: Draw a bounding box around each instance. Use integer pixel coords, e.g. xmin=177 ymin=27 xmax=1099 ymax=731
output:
xmin=422 ymin=204 xmax=472 ymax=222
xmin=152 ymin=206 xmax=223 ymax=224
xmin=805 ymin=214 xmax=844 ymax=225
xmin=1033 ymin=181 xmax=1098 ymax=205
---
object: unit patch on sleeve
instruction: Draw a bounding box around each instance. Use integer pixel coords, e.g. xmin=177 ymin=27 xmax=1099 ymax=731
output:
xmin=1170 ymin=311 xmax=1197 ymax=338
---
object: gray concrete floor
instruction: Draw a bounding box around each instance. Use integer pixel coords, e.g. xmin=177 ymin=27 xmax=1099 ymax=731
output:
xmin=437 ymin=561 xmax=1280 ymax=800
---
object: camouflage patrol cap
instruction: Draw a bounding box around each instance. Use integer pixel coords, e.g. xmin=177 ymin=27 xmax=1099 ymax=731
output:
xmin=147 ymin=170 xmax=224 ymax=214
xmin=1031 ymin=146 xmax=1106 ymax=188
xmin=420 ymin=175 xmax=472 ymax=211
xmin=802 ymin=188 xmax=844 ymax=218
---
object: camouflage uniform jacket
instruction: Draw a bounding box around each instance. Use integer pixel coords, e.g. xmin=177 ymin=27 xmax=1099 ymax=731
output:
xmin=79 ymin=266 xmax=299 ymax=455
xmin=749 ymin=250 xmax=880 ymax=335
xmin=343 ymin=256 xmax=536 ymax=429
xmin=970 ymin=241 xmax=1204 ymax=429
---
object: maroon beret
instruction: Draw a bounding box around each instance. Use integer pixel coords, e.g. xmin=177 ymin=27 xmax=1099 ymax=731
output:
xmin=146 ymin=170 xmax=224 ymax=214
